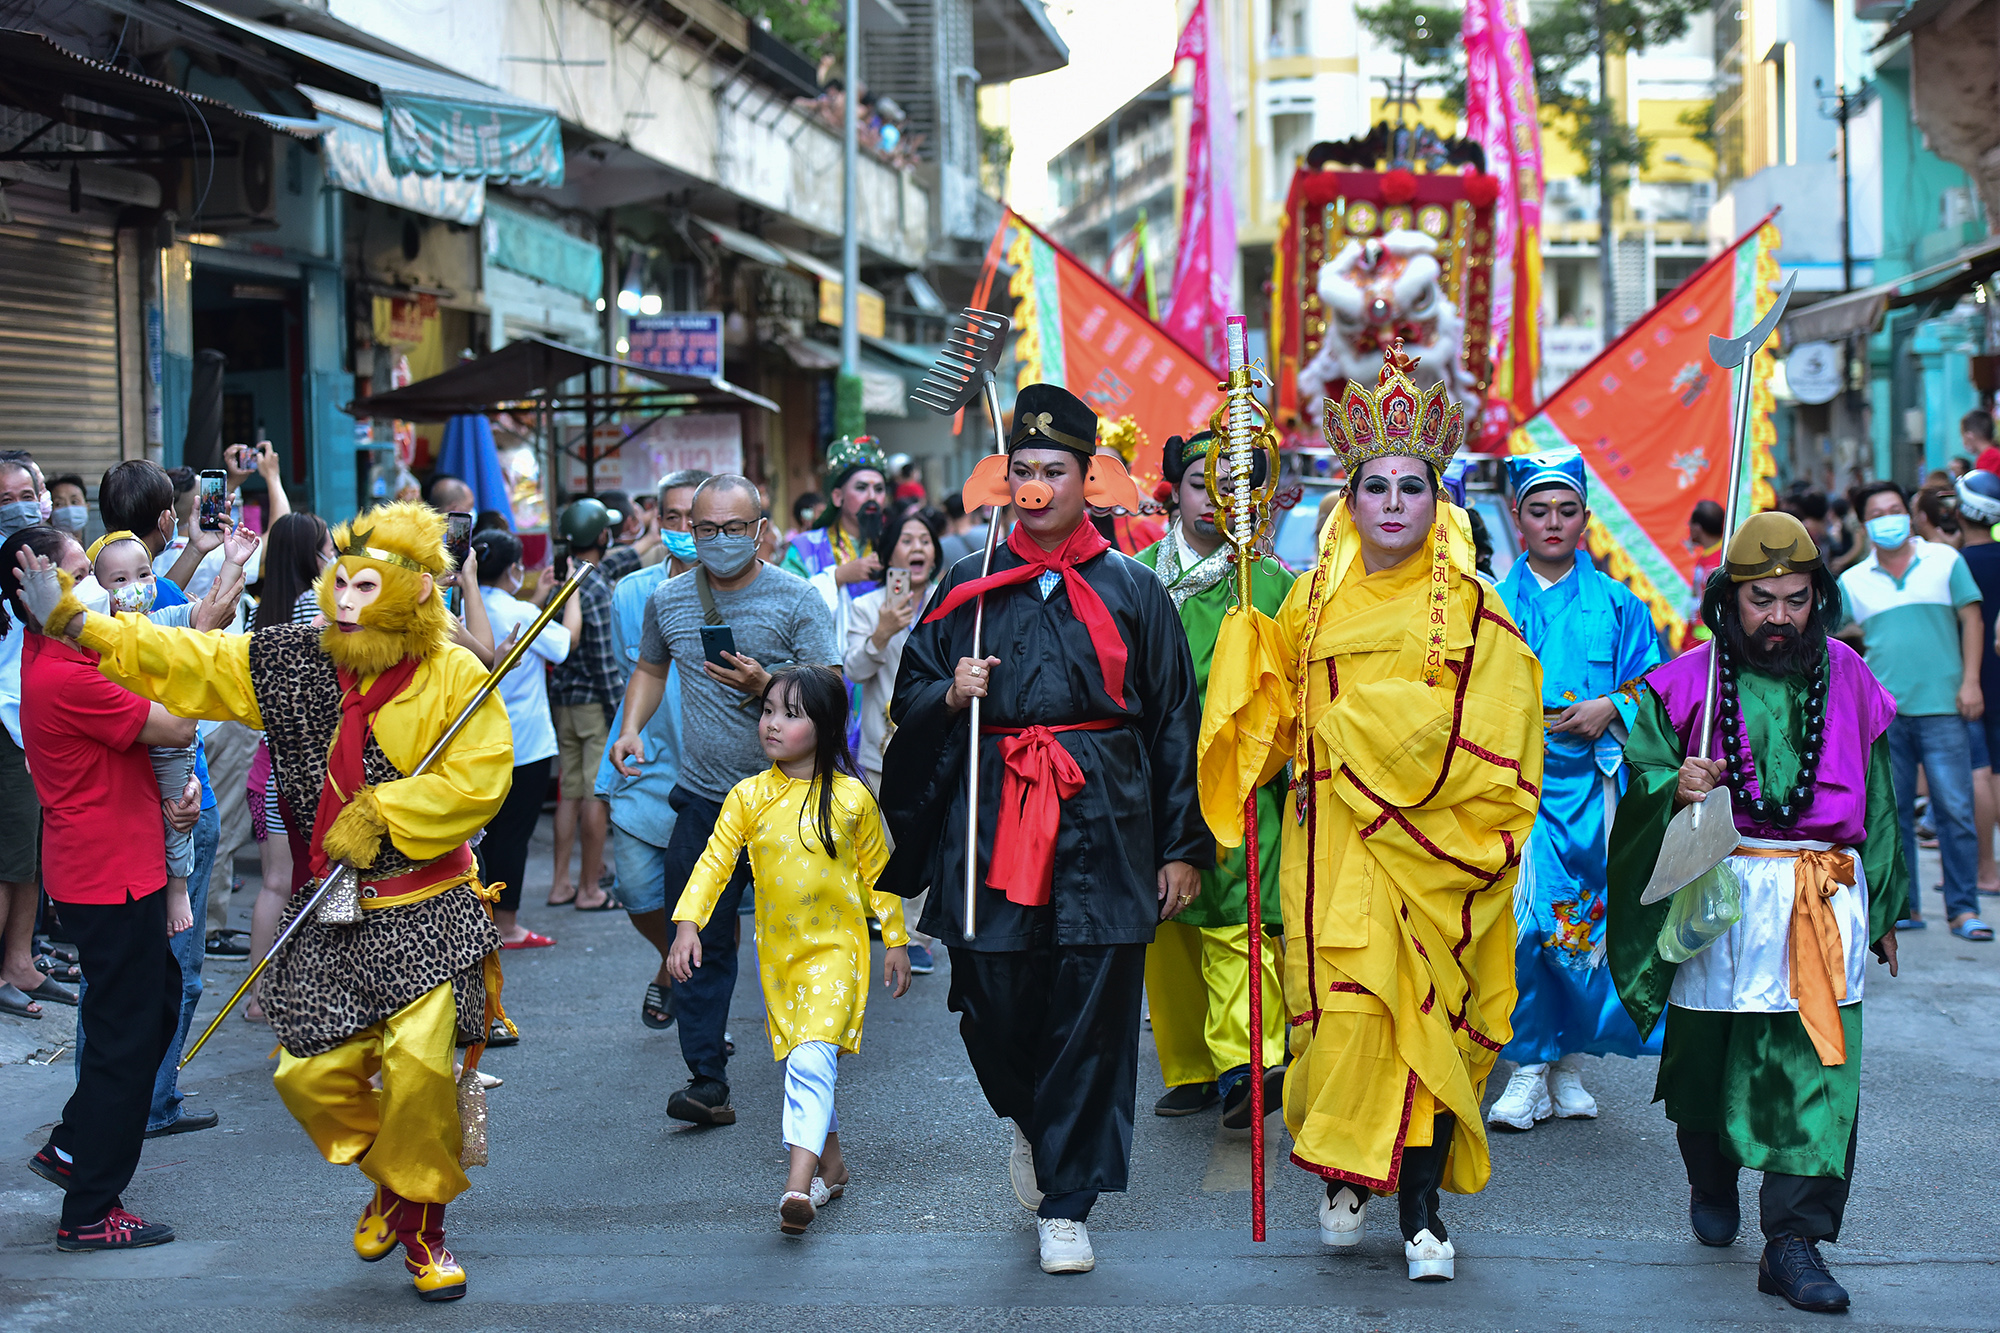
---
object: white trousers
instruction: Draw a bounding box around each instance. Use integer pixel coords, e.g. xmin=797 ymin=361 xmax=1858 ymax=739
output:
xmin=782 ymin=1041 xmax=840 ymax=1156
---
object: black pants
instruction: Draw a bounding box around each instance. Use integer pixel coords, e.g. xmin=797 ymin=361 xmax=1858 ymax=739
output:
xmin=1678 ymin=1124 xmax=1858 ymax=1242
xmin=478 ymin=758 xmax=552 ymax=913
xmin=662 ymin=785 xmax=752 ymax=1086
xmin=948 ymin=942 xmax=1146 ymax=1221
xmin=47 ymin=888 xmax=180 ymax=1227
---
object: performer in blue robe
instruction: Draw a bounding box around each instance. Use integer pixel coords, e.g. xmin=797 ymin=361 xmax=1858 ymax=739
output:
xmin=1489 ymin=446 xmax=1663 ymax=1132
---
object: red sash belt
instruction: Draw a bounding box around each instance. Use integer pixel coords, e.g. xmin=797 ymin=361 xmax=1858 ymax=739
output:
xmin=980 ymin=718 xmax=1122 ymax=907
xmin=358 ymin=842 xmax=475 ymax=907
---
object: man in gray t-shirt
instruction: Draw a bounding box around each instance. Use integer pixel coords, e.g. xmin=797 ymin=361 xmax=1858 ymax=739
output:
xmin=610 ymin=475 xmax=836 ymax=1126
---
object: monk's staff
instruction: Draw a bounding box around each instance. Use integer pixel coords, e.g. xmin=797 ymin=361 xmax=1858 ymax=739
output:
xmin=179 ymin=561 xmax=590 ymax=1069
xmin=1206 ymin=315 xmax=1283 ymax=1241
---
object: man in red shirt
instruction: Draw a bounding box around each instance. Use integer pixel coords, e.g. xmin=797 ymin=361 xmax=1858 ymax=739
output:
xmin=5 ymin=525 xmax=192 ymax=1251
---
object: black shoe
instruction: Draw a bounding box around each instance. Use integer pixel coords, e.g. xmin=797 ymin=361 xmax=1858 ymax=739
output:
xmin=28 ymin=1144 xmax=74 ymax=1190
xmin=143 ymin=1110 xmax=219 ymax=1139
xmin=1153 ymin=1082 xmax=1218 ymax=1117
xmin=485 ymin=1018 xmax=519 ymax=1048
xmin=56 ymin=1206 xmax=175 ymax=1251
xmin=204 ymin=929 xmax=251 ymax=958
xmin=1689 ymin=1187 xmax=1740 ymax=1246
xmin=1758 ymin=1234 xmax=1850 ymax=1313
xmin=1221 ymin=1065 xmax=1286 ymax=1130
xmin=667 ymin=1078 xmax=736 ymax=1126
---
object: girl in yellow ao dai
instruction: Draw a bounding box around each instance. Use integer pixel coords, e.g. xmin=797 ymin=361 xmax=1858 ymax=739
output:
xmin=669 ymin=666 xmax=910 ymax=1236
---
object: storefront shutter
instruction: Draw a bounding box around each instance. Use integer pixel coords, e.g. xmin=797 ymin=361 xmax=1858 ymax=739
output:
xmin=0 ymin=187 xmax=125 ymax=486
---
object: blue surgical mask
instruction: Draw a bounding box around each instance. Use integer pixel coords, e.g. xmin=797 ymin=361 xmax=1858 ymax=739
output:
xmin=662 ymin=528 xmax=697 ymax=563
xmin=51 ymin=504 xmax=87 ymax=534
xmin=695 ymin=531 xmax=760 ymax=579
xmin=1866 ymin=513 xmax=1911 ymax=551
xmin=0 ymin=500 xmax=40 ymax=538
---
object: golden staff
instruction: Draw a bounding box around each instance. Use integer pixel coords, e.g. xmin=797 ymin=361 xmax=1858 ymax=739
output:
xmin=1204 ymin=314 xmax=1283 ymax=1240
xmin=179 ymin=561 xmax=589 ymax=1069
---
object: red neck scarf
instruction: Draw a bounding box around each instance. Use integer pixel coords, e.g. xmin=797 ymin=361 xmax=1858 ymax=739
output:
xmin=923 ymin=520 xmax=1126 ymax=708
xmin=310 ymin=658 xmax=422 ymax=876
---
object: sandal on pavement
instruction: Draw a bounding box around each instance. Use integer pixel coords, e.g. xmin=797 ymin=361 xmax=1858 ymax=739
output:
xmin=21 ymin=976 xmax=76 ymax=1007
xmin=1895 ymin=917 xmax=1928 ymax=931
xmin=204 ymin=929 xmax=251 ymax=958
xmin=0 ymin=982 xmax=43 ymax=1019
xmin=35 ymin=954 xmax=80 ymax=982
xmin=641 ymin=982 xmax=675 ymax=1030
xmin=1951 ymin=917 xmax=1995 ymax=941
xmin=779 ymin=1191 xmax=816 ymax=1235
xmin=501 ymin=930 xmax=556 ymax=950
xmin=573 ymin=893 xmax=619 ymax=912
xmin=809 ymin=1176 xmax=845 ymax=1207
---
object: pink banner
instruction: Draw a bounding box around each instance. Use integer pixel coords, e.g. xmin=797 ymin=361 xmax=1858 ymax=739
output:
xmin=1463 ymin=0 xmax=1545 ymax=435
xmin=1162 ymin=0 xmax=1236 ymax=373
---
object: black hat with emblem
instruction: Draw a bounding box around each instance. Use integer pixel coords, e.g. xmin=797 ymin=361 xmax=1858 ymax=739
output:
xmin=1007 ymin=383 xmax=1098 ymax=462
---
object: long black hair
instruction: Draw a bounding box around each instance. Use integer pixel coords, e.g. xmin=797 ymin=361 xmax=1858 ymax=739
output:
xmin=762 ymin=664 xmax=860 ymax=856
xmin=1698 ymin=558 xmax=1843 ymax=671
xmin=254 ymin=512 xmax=330 ymax=630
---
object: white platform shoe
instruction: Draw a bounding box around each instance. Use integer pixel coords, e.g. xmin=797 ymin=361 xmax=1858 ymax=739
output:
xmin=1319 ymin=1185 xmax=1367 ymax=1247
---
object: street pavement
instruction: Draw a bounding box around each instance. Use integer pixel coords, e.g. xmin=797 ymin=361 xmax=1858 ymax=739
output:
xmin=4 ymin=829 xmax=1998 ymax=1331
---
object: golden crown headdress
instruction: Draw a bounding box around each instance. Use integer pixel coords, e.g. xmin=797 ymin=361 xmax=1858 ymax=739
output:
xmin=1322 ymin=339 xmax=1465 ymax=475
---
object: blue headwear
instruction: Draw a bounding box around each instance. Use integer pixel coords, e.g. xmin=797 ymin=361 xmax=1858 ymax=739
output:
xmin=1505 ymin=446 xmax=1587 ymax=503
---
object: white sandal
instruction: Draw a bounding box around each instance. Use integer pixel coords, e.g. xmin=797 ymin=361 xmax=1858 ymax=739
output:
xmin=809 ymin=1175 xmax=845 ymax=1208
xmin=779 ymin=1191 xmax=816 ymax=1235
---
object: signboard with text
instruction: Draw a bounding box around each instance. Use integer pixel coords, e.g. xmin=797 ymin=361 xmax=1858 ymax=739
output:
xmin=627 ymin=313 xmax=724 ymax=379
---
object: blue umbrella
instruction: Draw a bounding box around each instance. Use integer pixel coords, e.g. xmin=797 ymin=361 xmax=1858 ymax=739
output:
xmin=435 ymin=414 xmax=516 ymax=529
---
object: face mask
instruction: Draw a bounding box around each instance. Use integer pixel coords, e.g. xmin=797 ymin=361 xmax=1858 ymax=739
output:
xmin=696 ymin=530 xmax=760 ymax=579
xmin=73 ymin=575 xmax=110 ymax=616
xmin=0 ymin=500 xmax=41 ymax=538
xmin=110 ymin=581 xmax=156 ymax=615
xmin=662 ymin=528 xmax=697 ymax=563
xmin=51 ymin=505 xmax=87 ymax=533
xmin=1866 ymin=514 xmax=1911 ymax=551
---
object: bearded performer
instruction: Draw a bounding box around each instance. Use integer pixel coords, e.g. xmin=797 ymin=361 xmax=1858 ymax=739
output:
xmin=27 ymin=502 xmax=509 ymax=1303
xmin=1217 ymin=345 xmax=1544 ymax=1282
xmin=783 ymin=433 xmax=889 ymax=608
xmin=878 ymin=384 xmax=1212 ymax=1277
xmin=1607 ymin=512 xmax=1905 ymax=1316
xmin=1486 ymin=447 xmax=1662 ymax=1135
xmin=1136 ymin=429 xmax=1291 ymax=1126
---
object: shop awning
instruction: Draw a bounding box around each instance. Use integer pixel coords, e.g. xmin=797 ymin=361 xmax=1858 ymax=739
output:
xmin=176 ymin=0 xmax=564 ymax=185
xmin=348 ymin=336 xmax=776 ymax=420
xmin=690 ymin=217 xmax=791 ymax=268
xmin=1782 ymin=234 xmax=2000 ymax=343
xmin=307 ymin=87 xmax=484 ymax=225
xmin=776 ymin=336 xmax=912 ymax=416
xmin=0 ymin=28 xmax=320 ymax=148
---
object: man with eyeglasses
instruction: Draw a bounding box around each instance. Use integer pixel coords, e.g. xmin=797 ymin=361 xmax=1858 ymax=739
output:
xmin=610 ymin=475 xmax=838 ymax=1126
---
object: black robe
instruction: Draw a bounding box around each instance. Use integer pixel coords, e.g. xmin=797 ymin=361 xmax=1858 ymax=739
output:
xmin=878 ymin=541 xmax=1214 ymax=951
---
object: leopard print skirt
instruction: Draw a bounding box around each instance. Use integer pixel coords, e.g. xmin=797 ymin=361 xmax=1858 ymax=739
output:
xmin=261 ymin=882 xmax=500 ymax=1058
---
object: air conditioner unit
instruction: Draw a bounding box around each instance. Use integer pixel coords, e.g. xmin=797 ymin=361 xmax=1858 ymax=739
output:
xmin=187 ymin=130 xmax=278 ymax=231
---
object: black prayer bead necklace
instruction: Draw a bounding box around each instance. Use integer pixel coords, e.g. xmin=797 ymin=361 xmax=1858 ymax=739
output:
xmin=1714 ymin=641 xmax=1828 ymax=828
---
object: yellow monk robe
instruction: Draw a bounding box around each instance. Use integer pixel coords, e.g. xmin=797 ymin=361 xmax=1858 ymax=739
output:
xmin=1267 ymin=504 xmax=1543 ymax=1196
xmin=74 ymin=610 xmax=512 ymax=1203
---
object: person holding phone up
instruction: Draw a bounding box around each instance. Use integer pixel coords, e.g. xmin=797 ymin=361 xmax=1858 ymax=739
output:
xmin=609 ymin=475 xmax=837 ymax=1129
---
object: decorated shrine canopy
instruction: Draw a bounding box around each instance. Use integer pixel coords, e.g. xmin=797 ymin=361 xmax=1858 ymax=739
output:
xmin=1272 ymin=164 xmax=1500 ymax=443
xmin=1509 ymin=214 xmax=1782 ymax=646
xmin=1002 ymin=210 xmax=1224 ymax=494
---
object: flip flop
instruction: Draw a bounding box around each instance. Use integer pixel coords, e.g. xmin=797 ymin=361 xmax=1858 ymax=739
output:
xmin=573 ymin=894 xmax=620 ymax=912
xmin=1895 ymin=918 xmax=1928 ymax=931
xmin=21 ymin=976 xmax=76 ymax=1007
xmin=641 ymin=982 xmax=675 ymax=1030
xmin=0 ymin=982 xmax=43 ymax=1019
xmin=501 ymin=930 xmax=556 ymax=950
xmin=1951 ymin=918 xmax=1995 ymax=942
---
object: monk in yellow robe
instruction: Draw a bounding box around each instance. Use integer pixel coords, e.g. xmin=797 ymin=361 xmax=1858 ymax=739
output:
xmin=1248 ymin=346 xmax=1544 ymax=1280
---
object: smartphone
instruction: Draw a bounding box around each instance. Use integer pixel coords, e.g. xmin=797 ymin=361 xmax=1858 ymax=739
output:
xmin=700 ymin=624 xmax=738 ymax=667
xmin=886 ymin=567 xmax=911 ymax=599
xmin=445 ymin=511 xmax=473 ymax=569
xmin=198 ymin=470 xmax=228 ymax=531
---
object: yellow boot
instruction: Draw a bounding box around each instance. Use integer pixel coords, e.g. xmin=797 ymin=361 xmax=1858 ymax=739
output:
xmin=353 ymin=1183 xmax=401 ymax=1263
xmin=397 ymin=1200 xmax=467 ymax=1302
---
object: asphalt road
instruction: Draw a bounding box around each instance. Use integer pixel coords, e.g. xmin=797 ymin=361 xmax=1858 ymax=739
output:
xmin=3 ymin=831 xmax=1997 ymax=1331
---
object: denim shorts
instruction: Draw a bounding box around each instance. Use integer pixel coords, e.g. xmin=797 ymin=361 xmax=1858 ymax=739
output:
xmin=608 ymin=820 xmax=669 ymax=915
xmin=1971 ymin=716 xmax=1993 ymax=772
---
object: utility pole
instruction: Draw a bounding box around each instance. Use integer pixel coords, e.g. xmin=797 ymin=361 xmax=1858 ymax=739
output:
xmin=1595 ymin=0 xmax=1617 ymax=338
xmin=841 ymin=0 xmax=860 ymax=381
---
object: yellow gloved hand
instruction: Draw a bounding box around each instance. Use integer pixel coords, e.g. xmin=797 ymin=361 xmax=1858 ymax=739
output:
xmin=322 ymin=785 xmax=388 ymax=869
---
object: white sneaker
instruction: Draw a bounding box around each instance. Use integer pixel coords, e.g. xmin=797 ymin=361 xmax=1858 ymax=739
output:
xmin=1009 ymin=1123 xmax=1044 ymax=1212
xmin=1037 ymin=1217 xmax=1095 ymax=1273
xmin=1549 ymin=1055 xmax=1600 ymax=1119
xmin=1318 ymin=1185 xmax=1367 ymax=1247
xmin=1405 ymin=1228 xmax=1455 ymax=1281
xmin=1486 ymin=1063 xmax=1551 ymax=1130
